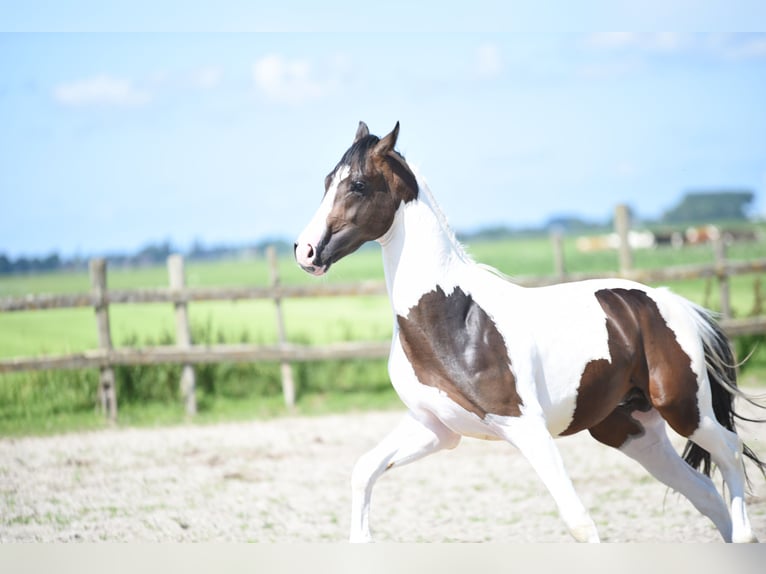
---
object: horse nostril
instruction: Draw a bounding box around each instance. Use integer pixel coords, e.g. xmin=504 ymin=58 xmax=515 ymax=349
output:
xmin=295 ymin=242 xmax=316 ymax=263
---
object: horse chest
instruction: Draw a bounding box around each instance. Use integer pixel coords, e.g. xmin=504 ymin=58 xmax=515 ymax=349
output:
xmin=394 ymin=284 xmax=524 ymax=422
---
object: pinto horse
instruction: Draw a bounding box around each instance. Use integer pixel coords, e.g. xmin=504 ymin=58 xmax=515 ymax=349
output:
xmin=295 ymin=122 xmax=765 ymax=542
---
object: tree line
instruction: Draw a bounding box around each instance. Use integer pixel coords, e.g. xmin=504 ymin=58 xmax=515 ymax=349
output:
xmin=0 ymin=239 xmax=295 ymax=275
xmin=0 ymin=190 xmax=756 ymax=275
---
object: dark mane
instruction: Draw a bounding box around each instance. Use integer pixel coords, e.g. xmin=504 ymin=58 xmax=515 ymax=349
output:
xmin=337 ymin=135 xmax=378 ymax=173
xmin=335 ymin=134 xmax=408 ymax=173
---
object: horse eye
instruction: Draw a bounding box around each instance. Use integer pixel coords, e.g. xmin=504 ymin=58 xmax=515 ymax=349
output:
xmin=350 ymin=180 xmax=367 ymax=193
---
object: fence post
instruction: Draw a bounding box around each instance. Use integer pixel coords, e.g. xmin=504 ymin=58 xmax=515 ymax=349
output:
xmin=551 ymin=231 xmax=566 ymax=281
xmin=89 ymin=258 xmax=117 ymax=423
xmin=168 ymin=254 xmax=197 ymax=417
xmin=712 ymin=235 xmax=732 ymax=319
xmin=614 ymin=204 xmax=633 ymax=273
xmin=268 ymin=246 xmax=296 ymax=409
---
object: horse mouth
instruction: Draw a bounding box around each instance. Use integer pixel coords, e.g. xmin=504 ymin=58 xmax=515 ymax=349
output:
xmin=299 ymin=262 xmax=330 ymax=276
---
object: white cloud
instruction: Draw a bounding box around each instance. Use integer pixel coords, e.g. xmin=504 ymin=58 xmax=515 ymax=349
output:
xmin=727 ymin=35 xmax=766 ymax=59
xmin=476 ymin=43 xmax=503 ymax=77
xmin=586 ymin=32 xmax=685 ymax=53
xmin=587 ymin=32 xmax=638 ymax=49
xmin=53 ymin=75 xmax=151 ymax=107
xmin=615 ymin=160 xmax=638 ymax=177
xmin=253 ymin=54 xmax=330 ymax=104
xmin=578 ymin=59 xmax=644 ymax=79
xmin=191 ymin=66 xmax=223 ymax=90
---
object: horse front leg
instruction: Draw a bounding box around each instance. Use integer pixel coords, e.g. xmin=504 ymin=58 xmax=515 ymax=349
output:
xmin=349 ymin=410 xmax=460 ymax=542
xmin=492 ymin=413 xmax=600 ymax=542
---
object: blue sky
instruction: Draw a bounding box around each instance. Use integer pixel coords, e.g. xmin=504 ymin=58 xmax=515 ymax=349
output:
xmin=1 ymin=21 xmax=766 ymax=257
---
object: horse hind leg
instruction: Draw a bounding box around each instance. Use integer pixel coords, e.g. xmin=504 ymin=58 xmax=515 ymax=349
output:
xmin=648 ymin=373 xmax=757 ymax=543
xmin=687 ymin=417 xmax=757 ymax=543
xmin=638 ymin=294 xmax=760 ymax=542
xmin=590 ymin=406 xmax=733 ymax=541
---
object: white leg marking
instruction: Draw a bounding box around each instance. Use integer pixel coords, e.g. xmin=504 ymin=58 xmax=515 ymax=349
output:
xmin=689 ymin=417 xmax=758 ymax=543
xmin=493 ymin=415 xmax=599 ymax=542
xmin=349 ymin=410 xmax=460 ymax=543
xmin=620 ymin=410 xmax=733 ymax=541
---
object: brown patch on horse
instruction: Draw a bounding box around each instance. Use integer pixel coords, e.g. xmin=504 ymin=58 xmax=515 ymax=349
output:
xmin=588 ymin=389 xmax=652 ymax=448
xmin=588 ymin=407 xmax=644 ymax=448
xmin=561 ymin=288 xmax=700 ymax=444
xmin=559 ymin=289 xmax=646 ymax=437
xmin=374 ymin=151 xmax=418 ymax=204
xmin=397 ymin=285 xmax=523 ymax=418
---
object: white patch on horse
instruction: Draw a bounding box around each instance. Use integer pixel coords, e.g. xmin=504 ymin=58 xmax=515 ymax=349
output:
xmin=380 ymin=173 xmax=473 ymax=316
xmin=295 ymin=165 xmax=349 ymax=250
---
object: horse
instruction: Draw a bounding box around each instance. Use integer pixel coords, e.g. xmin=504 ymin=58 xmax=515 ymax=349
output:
xmin=294 ymin=121 xmax=765 ymax=542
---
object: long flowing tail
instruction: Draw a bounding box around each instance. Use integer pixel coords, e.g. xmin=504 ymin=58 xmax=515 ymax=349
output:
xmin=681 ymin=306 xmax=766 ymax=481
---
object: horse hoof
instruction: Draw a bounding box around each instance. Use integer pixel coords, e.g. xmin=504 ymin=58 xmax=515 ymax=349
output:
xmin=732 ymin=533 xmax=759 ymax=543
xmin=569 ymin=522 xmax=600 ymax=543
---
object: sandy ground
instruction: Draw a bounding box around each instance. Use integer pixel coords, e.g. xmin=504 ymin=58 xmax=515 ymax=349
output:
xmin=1 ymin=400 xmax=765 ymax=543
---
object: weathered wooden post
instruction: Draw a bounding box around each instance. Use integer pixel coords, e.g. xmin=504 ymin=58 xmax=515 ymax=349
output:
xmin=551 ymin=231 xmax=566 ymax=281
xmin=614 ymin=204 xmax=633 ymax=274
xmin=712 ymin=234 xmax=732 ymax=319
xmin=268 ymin=246 xmax=296 ymax=409
xmin=89 ymin=258 xmax=117 ymax=422
xmin=168 ymin=254 xmax=197 ymax=417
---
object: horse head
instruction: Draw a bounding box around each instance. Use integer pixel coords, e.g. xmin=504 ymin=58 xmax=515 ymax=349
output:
xmin=294 ymin=121 xmax=418 ymax=276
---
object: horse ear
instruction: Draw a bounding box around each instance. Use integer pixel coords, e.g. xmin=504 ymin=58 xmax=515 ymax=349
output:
xmin=374 ymin=121 xmax=400 ymax=156
xmin=354 ymin=121 xmax=370 ymax=143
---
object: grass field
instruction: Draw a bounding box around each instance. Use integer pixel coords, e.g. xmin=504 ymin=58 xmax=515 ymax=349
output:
xmin=2 ymin=235 xmax=765 ymax=357
xmin=1 ymin=234 xmax=766 ymax=435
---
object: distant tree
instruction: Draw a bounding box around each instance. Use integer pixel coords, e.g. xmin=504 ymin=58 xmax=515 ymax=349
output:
xmin=545 ymin=215 xmax=606 ymax=234
xmin=661 ymin=190 xmax=754 ymax=223
xmin=135 ymin=240 xmax=174 ymax=264
xmin=0 ymin=252 xmax=62 ymax=274
xmin=0 ymin=254 xmax=11 ymax=274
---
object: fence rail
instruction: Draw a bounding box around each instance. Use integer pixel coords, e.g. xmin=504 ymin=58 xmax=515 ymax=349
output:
xmin=6 ymin=258 xmax=766 ymax=313
xmin=2 ymin=236 xmax=766 ymax=421
xmin=0 ymin=341 xmax=393 ymax=372
xmin=0 ymin=282 xmax=389 ymax=312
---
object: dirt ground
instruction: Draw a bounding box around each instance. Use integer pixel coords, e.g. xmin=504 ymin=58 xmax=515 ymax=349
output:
xmin=1 ymin=399 xmax=765 ymax=543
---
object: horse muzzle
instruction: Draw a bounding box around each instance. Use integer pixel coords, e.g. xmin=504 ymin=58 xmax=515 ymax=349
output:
xmin=294 ymin=241 xmax=329 ymax=276
xmin=295 ymin=224 xmax=368 ymax=277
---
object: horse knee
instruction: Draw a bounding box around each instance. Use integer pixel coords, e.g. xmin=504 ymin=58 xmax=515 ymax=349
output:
xmin=350 ymin=450 xmax=388 ymax=493
xmin=439 ymin=430 xmax=461 ymax=451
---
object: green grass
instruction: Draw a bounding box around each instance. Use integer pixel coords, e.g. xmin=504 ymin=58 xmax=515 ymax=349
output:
xmin=1 ymin=234 xmax=766 ymax=436
xmin=2 ymin=238 xmax=765 ymax=360
xmin=0 ymin=383 xmax=403 ymax=437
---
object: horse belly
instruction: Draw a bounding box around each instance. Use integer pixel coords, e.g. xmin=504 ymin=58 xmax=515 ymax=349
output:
xmin=525 ymin=287 xmax=616 ymax=436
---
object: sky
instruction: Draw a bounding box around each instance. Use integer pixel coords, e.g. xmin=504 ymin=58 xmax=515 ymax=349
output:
xmin=1 ymin=6 xmax=766 ymax=258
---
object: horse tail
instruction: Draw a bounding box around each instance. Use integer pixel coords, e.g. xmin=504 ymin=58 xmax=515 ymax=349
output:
xmin=680 ymin=303 xmax=766 ymax=481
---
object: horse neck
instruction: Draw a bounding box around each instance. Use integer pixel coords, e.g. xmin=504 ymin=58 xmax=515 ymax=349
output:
xmin=378 ymin=179 xmax=472 ymax=314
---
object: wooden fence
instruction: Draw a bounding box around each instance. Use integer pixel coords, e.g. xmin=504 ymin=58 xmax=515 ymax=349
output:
xmin=2 ymin=238 xmax=766 ymax=422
